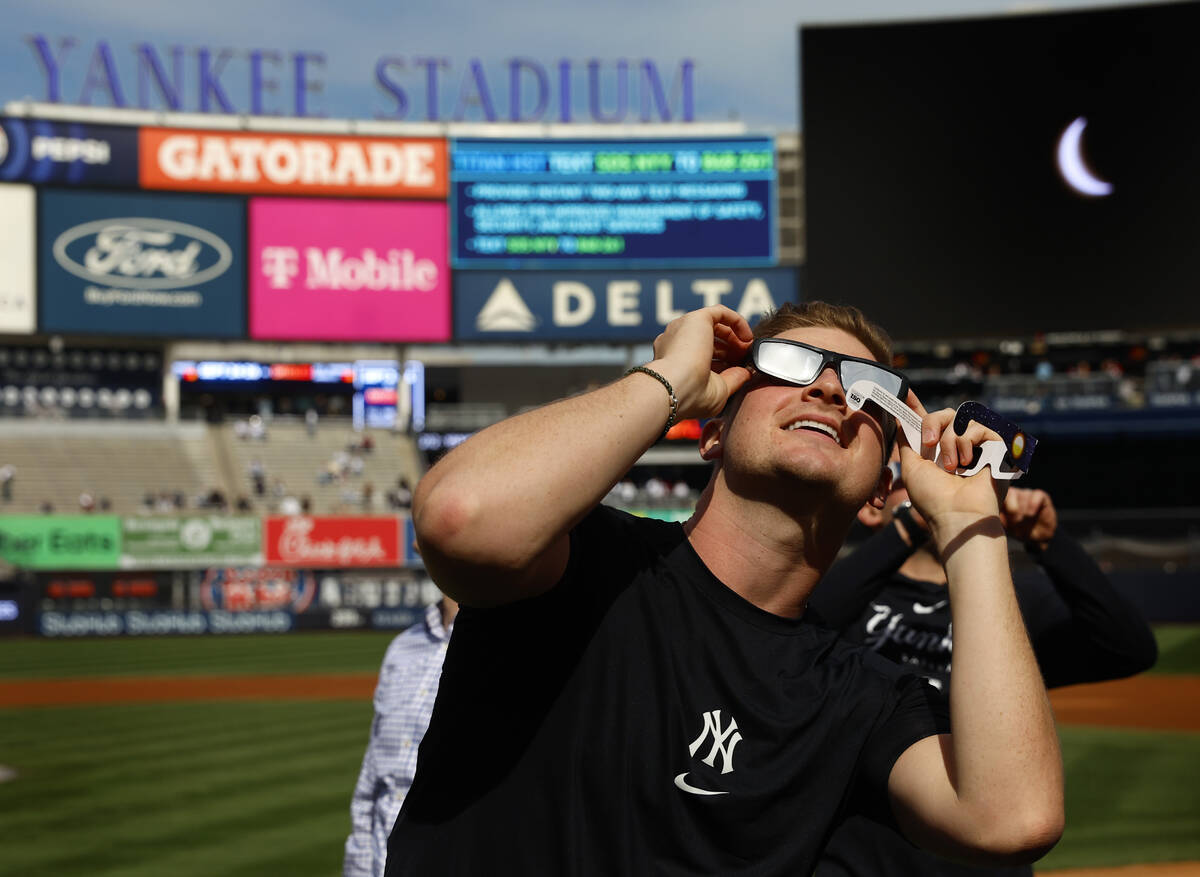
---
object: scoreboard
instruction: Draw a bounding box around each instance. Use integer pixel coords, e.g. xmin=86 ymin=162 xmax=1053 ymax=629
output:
xmin=452 ymin=138 xmax=775 ymax=268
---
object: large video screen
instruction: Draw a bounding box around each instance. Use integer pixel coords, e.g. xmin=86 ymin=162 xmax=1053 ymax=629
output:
xmin=802 ymin=2 xmax=1200 ymax=339
xmin=452 ymin=138 xmax=775 ymax=268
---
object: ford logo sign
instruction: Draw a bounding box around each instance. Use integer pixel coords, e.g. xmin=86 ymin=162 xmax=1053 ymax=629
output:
xmin=52 ymin=217 xmax=233 ymax=290
xmin=0 ymin=124 xmax=8 ymax=165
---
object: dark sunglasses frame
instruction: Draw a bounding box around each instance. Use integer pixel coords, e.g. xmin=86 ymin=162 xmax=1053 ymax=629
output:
xmin=747 ymin=338 xmax=910 ymax=401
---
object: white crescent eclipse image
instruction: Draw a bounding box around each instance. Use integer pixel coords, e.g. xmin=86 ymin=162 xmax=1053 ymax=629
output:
xmin=1056 ymin=116 xmax=1113 ymax=197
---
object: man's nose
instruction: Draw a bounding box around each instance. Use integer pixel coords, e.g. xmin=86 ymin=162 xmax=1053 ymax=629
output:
xmin=800 ymin=365 xmax=846 ymax=405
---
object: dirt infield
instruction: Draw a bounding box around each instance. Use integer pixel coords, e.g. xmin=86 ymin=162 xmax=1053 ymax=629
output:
xmin=1044 ymin=864 xmax=1200 ymax=876
xmin=1048 ymin=675 xmax=1200 ymax=732
xmin=0 ymin=672 xmax=378 ymax=706
xmin=1 ymin=671 xmax=1198 ymax=732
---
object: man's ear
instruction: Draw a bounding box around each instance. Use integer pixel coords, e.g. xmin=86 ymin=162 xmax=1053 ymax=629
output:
xmin=858 ymin=503 xmax=885 ymax=528
xmin=866 ymin=463 xmax=893 ymax=511
xmin=699 ymin=418 xmax=725 ymax=461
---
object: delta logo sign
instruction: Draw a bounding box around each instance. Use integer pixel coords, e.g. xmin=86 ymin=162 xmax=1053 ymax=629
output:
xmin=454 ymin=267 xmax=798 ymax=340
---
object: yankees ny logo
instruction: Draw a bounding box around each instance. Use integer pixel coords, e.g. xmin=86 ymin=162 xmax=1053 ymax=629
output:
xmin=674 ymin=709 xmax=743 ymax=796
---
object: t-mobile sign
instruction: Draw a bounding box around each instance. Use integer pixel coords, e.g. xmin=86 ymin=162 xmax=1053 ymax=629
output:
xmin=249 ymin=198 xmax=450 ymax=342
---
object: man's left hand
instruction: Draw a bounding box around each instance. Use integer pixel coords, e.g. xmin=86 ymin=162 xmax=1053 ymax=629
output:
xmin=1001 ymin=488 xmax=1057 ymax=549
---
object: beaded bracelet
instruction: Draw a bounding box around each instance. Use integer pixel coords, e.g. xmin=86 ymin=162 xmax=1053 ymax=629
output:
xmin=624 ymin=365 xmax=679 ymax=439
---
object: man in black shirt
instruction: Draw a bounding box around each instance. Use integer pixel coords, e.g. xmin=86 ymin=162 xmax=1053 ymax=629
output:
xmin=389 ymin=303 xmax=1064 ymax=875
xmin=810 ymin=473 xmax=1156 ymax=877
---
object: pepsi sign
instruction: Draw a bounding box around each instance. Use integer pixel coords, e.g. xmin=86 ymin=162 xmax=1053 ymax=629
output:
xmin=0 ymin=117 xmax=139 ymax=186
xmin=40 ymin=190 xmax=246 ymax=338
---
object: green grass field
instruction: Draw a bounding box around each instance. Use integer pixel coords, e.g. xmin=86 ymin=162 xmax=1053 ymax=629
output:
xmin=0 ymin=626 xmax=1197 ymax=875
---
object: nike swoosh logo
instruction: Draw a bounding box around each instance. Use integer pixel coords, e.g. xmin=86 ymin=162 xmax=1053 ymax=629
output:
xmin=674 ymin=773 xmax=728 ymax=796
xmin=912 ymin=600 xmax=947 ymax=615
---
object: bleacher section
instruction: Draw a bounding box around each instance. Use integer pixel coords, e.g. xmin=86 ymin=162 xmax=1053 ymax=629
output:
xmin=0 ymin=418 xmax=423 ymax=515
xmin=220 ymin=419 xmax=423 ymax=514
xmin=0 ymin=420 xmax=219 ymax=514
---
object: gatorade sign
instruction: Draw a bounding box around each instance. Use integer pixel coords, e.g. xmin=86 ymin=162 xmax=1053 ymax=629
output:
xmin=140 ymin=128 xmax=448 ymax=198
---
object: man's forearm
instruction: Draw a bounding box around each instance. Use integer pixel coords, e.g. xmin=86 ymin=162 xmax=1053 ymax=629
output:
xmin=413 ymin=371 xmax=674 ymax=602
xmin=941 ymin=518 xmax=1064 ymax=848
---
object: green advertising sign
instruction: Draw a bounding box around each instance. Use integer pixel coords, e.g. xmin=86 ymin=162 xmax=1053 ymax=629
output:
xmin=120 ymin=516 xmax=262 ymax=569
xmin=0 ymin=515 xmax=121 ymax=570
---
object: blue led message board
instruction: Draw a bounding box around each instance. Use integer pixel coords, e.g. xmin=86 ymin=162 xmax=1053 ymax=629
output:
xmin=451 ymin=138 xmax=775 ymax=268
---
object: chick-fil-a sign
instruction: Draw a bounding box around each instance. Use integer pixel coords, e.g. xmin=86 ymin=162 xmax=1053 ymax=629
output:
xmin=249 ymin=197 xmax=450 ymax=341
xmin=264 ymin=516 xmax=401 ymax=568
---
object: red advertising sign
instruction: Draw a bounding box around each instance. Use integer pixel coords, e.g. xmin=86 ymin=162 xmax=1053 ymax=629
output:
xmin=139 ymin=128 xmax=448 ymax=198
xmin=264 ymin=516 xmax=401 ymax=567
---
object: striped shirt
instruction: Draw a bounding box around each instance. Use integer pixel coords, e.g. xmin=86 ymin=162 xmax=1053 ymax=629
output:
xmin=343 ymin=603 xmax=452 ymax=877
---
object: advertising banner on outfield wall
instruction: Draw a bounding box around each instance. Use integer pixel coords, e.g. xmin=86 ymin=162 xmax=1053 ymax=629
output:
xmin=140 ymin=128 xmax=448 ymax=198
xmin=39 ymin=189 xmax=246 ymax=337
xmin=36 ymin=570 xmax=181 ymax=611
xmin=0 ymin=117 xmax=139 ymax=186
xmin=0 ymin=580 xmax=30 ymax=636
xmin=189 ymin=566 xmax=438 ymax=630
xmin=38 ymin=609 xmax=293 ymax=637
xmin=34 ymin=564 xmax=441 ymax=636
xmin=249 ymin=198 xmax=450 ymax=342
xmin=0 ymin=515 xmax=120 ymax=569
xmin=193 ymin=566 xmax=316 ymax=613
xmin=453 ymin=267 xmax=798 ymax=340
xmin=0 ymin=183 xmax=36 ymax=334
xmin=121 ymin=516 xmax=262 ymax=569
xmin=263 ymin=516 xmax=402 ymax=567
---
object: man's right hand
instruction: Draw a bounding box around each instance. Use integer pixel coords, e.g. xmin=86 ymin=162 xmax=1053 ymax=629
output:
xmin=646 ymin=306 xmax=755 ymax=420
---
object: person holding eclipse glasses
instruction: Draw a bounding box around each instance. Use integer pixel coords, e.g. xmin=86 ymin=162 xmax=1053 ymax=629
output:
xmin=386 ymin=302 xmax=1063 ymax=876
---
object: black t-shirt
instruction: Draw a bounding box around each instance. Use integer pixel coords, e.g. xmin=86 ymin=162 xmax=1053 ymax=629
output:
xmin=816 ymin=814 xmax=1034 ymax=877
xmin=810 ymin=525 xmax=1157 ymax=693
xmin=387 ymin=505 xmax=948 ymax=876
xmin=838 ymin=571 xmax=955 ymax=690
xmin=809 ymin=525 xmax=1158 ymax=877
xmin=815 ymin=571 xmax=1031 ymax=877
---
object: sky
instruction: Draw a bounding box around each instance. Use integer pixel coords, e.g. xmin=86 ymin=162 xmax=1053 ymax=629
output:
xmin=0 ymin=0 xmax=1164 ymax=130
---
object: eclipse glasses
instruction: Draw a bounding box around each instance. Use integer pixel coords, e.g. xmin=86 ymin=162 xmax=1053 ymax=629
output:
xmin=746 ymin=338 xmax=1037 ymax=480
xmin=749 ymin=338 xmax=909 ymax=402
xmin=847 ymin=380 xmax=1037 ymax=480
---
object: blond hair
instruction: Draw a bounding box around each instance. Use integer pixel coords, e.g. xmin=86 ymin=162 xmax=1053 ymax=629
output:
xmin=753 ymin=301 xmax=893 ymax=367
